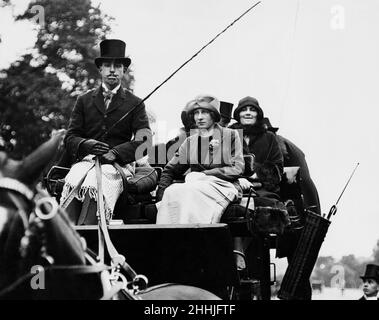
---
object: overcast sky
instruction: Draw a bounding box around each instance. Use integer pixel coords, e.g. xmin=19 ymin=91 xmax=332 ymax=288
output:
xmin=1 ymin=0 xmax=378 ymax=259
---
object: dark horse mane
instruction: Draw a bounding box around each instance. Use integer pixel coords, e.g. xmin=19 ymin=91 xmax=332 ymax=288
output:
xmin=0 ymin=131 xmax=220 ymax=300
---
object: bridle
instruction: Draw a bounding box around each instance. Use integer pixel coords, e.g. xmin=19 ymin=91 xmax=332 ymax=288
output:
xmin=0 ymin=177 xmax=124 ymax=299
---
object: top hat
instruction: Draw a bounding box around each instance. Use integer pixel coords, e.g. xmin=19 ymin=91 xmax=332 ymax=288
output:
xmin=262 ymin=117 xmax=279 ymax=133
xmin=220 ymin=101 xmax=234 ymax=121
xmin=95 ymin=39 xmax=131 ymax=68
xmin=360 ymin=264 xmax=379 ymax=282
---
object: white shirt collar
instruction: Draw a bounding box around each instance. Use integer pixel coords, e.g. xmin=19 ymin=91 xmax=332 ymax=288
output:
xmin=364 ymin=292 xmax=379 ymax=300
xmin=102 ymin=83 xmax=120 ymax=95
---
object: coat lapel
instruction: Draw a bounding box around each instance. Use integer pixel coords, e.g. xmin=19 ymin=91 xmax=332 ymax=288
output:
xmin=188 ymin=125 xmax=230 ymax=167
xmin=92 ymin=87 xmax=106 ymax=114
xmin=106 ymin=87 xmax=126 ymax=114
xmin=208 ymin=124 xmax=225 ymax=166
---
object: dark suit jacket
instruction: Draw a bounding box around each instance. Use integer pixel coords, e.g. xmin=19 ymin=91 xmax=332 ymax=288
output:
xmin=359 ymin=295 xmax=379 ymax=300
xmin=276 ymin=134 xmax=321 ymax=215
xmin=65 ymin=86 xmax=152 ymax=166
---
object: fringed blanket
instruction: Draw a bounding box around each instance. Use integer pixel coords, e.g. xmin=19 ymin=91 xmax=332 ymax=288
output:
xmin=156 ymin=172 xmax=239 ymax=224
xmin=60 ymin=155 xmax=135 ymax=220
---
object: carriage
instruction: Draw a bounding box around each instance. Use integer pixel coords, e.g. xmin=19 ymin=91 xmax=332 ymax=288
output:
xmin=0 ymin=125 xmax=323 ymax=301
xmin=43 ymin=155 xmax=306 ymax=300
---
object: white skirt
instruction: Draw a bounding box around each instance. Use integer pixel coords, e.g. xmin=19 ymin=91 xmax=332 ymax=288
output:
xmin=156 ymin=172 xmax=239 ymax=224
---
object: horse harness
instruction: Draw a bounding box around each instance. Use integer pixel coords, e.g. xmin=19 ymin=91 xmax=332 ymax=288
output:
xmin=0 ymin=176 xmax=143 ymax=299
xmin=0 ymin=178 xmax=33 ymax=230
xmin=93 ymin=158 xmax=149 ymax=295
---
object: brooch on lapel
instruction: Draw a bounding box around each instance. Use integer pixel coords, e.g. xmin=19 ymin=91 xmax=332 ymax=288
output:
xmin=209 ymin=139 xmax=220 ymax=154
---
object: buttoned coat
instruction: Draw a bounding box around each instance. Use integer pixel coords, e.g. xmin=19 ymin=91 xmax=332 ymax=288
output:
xmin=64 ymin=86 xmax=152 ymax=166
xmin=156 ymin=124 xmax=244 ymax=200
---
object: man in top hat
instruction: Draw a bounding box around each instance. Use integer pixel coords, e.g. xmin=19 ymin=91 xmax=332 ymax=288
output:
xmin=61 ymin=39 xmax=152 ymax=224
xmin=359 ymin=264 xmax=379 ymax=300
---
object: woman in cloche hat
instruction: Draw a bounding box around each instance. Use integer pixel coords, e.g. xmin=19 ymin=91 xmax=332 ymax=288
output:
xmin=155 ymin=94 xmax=244 ymax=225
xmin=229 ymin=96 xmax=285 ymax=270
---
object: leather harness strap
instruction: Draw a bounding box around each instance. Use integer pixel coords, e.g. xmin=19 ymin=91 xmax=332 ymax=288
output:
xmin=94 ymin=158 xmax=139 ymax=281
xmin=60 ymin=163 xmax=95 ymax=210
xmin=52 ymin=158 xmax=143 ymax=286
xmin=0 ymin=263 xmax=112 ymax=298
xmin=0 ymin=180 xmax=113 ymax=299
xmin=113 ymin=162 xmax=136 ymax=204
xmin=95 ymin=158 xmax=106 ymax=263
xmin=0 ymin=178 xmax=33 ymax=229
xmin=0 ymin=178 xmax=34 ymax=201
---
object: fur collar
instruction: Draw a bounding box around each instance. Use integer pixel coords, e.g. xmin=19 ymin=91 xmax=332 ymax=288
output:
xmin=229 ymin=122 xmax=266 ymax=136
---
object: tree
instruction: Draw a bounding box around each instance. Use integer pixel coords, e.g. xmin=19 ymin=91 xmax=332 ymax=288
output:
xmin=0 ymin=0 xmax=134 ymax=158
xmin=311 ymin=256 xmax=335 ymax=286
xmin=339 ymin=254 xmax=366 ymax=288
xmin=312 ymin=255 xmax=366 ymax=288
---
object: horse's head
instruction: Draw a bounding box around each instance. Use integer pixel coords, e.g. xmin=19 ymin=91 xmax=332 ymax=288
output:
xmin=0 ymin=130 xmax=97 ymax=299
xmin=0 ymin=131 xmax=220 ymax=300
xmin=11 ymin=193 xmax=109 ymax=300
xmin=0 ymin=129 xmax=66 ymax=187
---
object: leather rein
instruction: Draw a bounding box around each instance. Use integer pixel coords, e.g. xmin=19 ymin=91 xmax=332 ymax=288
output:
xmin=94 ymin=157 xmax=148 ymax=295
xmin=0 ymin=177 xmax=112 ymax=298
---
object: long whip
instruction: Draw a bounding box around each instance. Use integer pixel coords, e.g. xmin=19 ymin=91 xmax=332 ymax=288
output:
xmin=101 ymin=1 xmax=262 ymax=138
xmin=326 ymin=162 xmax=360 ymax=220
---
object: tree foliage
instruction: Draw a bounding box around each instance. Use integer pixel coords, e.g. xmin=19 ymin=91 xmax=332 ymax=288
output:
xmin=0 ymin=0 xmax=134 ymax=158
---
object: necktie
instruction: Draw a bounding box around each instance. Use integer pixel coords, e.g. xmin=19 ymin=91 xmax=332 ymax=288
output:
xmin=103 ymin=91 xmax=114 ymax=110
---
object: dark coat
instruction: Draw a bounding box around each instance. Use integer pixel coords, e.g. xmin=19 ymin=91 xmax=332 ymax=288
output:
xmin=276 ymin=134 xmax=321 ymax=215
xmin=358 ymin=295 xmax=379 ymax=300
xmin=229 ymin=122 xmax=284 ymax=198
xmin=64 ymin=86 xmax=152 ymax=166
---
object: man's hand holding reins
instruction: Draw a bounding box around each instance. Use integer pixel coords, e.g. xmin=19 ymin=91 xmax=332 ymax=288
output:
xmin=100 ymin=149 xmax=118 ymax=164
xmin=81 ymin=139 xmax=110 ymax=156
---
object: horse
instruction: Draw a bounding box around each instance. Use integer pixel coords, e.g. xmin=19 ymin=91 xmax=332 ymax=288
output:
xmin=0 ymin=132 xmax=220 ymax=300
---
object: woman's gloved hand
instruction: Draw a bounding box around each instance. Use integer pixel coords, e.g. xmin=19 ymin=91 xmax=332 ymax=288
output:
xmin=81 ymin=139 xmax=110 ymax=156
xmin=238 ymin=177 xmax=254 ymax=191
